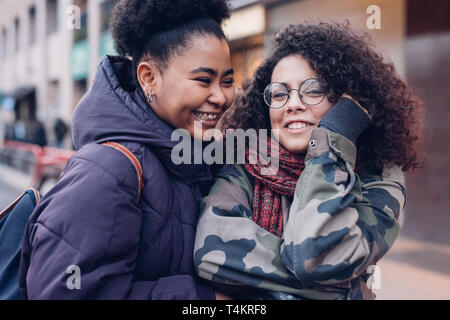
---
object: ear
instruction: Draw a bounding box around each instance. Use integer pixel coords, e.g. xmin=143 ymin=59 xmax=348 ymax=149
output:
xmin=136 ymin=60 xmax=160 ymax=94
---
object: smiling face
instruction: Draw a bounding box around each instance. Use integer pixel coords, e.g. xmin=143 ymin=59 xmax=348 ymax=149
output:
xmin=269 ymin=54 xmax=334 ymax=154
xmin=137 ymin=35 xmax=235 ymax=140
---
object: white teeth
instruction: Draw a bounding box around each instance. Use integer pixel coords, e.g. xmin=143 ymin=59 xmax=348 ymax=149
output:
xmin=193 ymin=111 xmax=219 ymax=121
xmin=288 ymin=122 xmax=310 ymax=129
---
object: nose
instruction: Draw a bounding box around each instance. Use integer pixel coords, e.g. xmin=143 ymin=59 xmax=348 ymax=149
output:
xmin=286 ymin=90 xmax=307 ymax=113
xmin=208 ymin=85 xmax=227 ymax=108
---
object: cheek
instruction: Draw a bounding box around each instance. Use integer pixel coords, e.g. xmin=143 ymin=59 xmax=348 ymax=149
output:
xmin=225 ymin=89 xmax=236 ymax=108
xmin=269 ymin=109 xmax=284 ymax=144
xmin=269 ymin=109 xmax=283 ymax=129
xmin=159 ymin=94 xmax=194 ymax=127
xmin=312 ymin=100 xmax=335 ymax=122
xmin=159 ymin=78 xmax=195 ymax=112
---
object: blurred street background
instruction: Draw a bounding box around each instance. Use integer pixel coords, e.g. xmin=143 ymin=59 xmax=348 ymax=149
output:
xmin=0 ymin=0 xmax=449 ymax=299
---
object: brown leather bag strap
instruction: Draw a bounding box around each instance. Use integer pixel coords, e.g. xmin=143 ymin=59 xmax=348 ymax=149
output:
xmin=101 ymin=142 xmax=143 ymax=201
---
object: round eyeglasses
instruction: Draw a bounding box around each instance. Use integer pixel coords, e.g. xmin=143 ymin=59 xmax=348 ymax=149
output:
xmin=262 ymin=78 xmax=326 ymax=109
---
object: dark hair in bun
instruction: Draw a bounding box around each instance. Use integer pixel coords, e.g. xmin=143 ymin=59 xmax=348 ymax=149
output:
xmin=110 ymin=0 xmax=230 ymax=69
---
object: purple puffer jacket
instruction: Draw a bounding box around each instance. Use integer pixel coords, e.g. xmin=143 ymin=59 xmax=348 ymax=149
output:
xmin=18 ymin=56 xmax=216 ymax=300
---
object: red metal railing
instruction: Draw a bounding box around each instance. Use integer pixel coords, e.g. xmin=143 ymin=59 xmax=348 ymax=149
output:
xmin=1 ymin=139 xmax=75 ymax=188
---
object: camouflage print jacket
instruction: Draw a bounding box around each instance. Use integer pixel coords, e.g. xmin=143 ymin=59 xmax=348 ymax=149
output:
xmin=194 ymin=127 xmax=406 ymax=300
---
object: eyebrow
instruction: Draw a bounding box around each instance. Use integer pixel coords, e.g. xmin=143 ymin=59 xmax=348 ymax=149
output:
xmin=223 ymin=69 xmax=234 ymax=77
xmin=190 ymin=67 xmax=234 ymax=77
xmin=277 ymin=78 xmax=319 ymax=88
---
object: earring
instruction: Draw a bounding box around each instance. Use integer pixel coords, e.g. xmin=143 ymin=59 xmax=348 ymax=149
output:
xmin=146 ymin=90 xmax=153 ymax=103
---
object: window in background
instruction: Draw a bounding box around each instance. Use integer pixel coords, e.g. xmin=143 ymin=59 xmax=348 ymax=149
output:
xmin=46 ymin=0 xmax=58 ymax=36
xmin=1 ymin=27 xmax=6 ymax=59
xmin=14 ymin=17 xmax=20 ymax=53
xmin=99 ymin=0 xmax=119 ymax=58
xmin=73 ymin=78 xmax=87 ymax=108
xmin=47 ymin=79 xmax=60 ymax=110
xmin=100 ymin=0 xmax=119 ymax=32
xmin=29 ymin=6 xmax=36 ymax=47
xmin=71 ymin=1 xmax=89 ymax=82
xmin=229 ymin=34 xmax=264 ymax=91
xmin=73 ymin=0 xmax=87 ymax=43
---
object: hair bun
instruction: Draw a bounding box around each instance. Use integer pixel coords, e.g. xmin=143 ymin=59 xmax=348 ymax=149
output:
xmin=111 ymin=0 xmax=230 ymax=57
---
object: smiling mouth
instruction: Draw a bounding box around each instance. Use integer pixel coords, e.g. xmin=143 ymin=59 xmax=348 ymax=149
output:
xmin=192 ymin=111 xmax=221 ymax=123
xmin=283 ymin=121 xmax=316 ymax=135
xmin=287 ymin=122 xmax=311 ymax=129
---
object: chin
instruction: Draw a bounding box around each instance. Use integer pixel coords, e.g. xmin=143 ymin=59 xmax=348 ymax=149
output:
xmin=285 ymin=145 xmax=308 ymax=154
xmin=280 ymin=137 xmax=309 ymax=154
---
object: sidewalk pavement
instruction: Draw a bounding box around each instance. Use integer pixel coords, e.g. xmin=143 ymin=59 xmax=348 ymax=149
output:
xmin=1 ymin=163 xmax=449 ymax=300
xmin=375 ymin=236 xmax=450 ymax=299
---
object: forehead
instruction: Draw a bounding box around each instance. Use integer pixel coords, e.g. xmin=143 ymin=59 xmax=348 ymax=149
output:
xmin=271 ymin=54 xmax=317 ymax=84
xmin=167 ymin=35 xmax=231 ymax=73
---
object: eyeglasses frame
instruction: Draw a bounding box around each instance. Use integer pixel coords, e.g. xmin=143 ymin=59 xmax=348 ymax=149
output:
xmin=261 ymin=78 xmax=327 ymax=109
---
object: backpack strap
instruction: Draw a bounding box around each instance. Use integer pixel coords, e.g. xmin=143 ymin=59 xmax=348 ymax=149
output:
xmin=101 ymin=142 xmax=143 ymax=201
xmin=0 ymin=188 xmax=40 ymax=221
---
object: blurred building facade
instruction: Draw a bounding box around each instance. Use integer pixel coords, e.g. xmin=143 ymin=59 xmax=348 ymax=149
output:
xmin=226 ymin=0 xmax=408 ymax=87
xmin=0 ymin=0 xmax=120 ymax=147
xmin=0 ymin=0 xmax=449 ymax=242
xmin=0 ymin=0 xmax=410 ymax=144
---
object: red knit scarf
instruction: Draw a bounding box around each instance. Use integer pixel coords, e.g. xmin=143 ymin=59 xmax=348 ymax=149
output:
xmin=244 ymin=137 xmax=305 ymax=237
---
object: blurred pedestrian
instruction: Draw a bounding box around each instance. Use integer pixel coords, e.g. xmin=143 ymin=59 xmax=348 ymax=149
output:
xmin=26 ymin=119 xmax=47 ymax=147
xmin=13 ymin=120 xmax=27 ymax=142
xmin=53 ymin=118 xmax=68 ymax=149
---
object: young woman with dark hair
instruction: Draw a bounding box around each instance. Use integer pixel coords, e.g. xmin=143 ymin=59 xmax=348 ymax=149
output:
xmin=194 ymin=22 xmax=424 ymax=300
xmin=19 ymin=0 xmax=234 ymax=299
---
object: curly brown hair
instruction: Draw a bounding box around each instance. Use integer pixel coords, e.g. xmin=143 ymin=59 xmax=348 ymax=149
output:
xmin=223 ymin=22 xmax=424 ymax=175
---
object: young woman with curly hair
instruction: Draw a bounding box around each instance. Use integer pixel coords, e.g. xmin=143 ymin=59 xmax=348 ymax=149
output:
xmin=194 ymin=22 xmax=424 ymax=300
xmin=19 ymin=0 xmax=235 ymax=299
